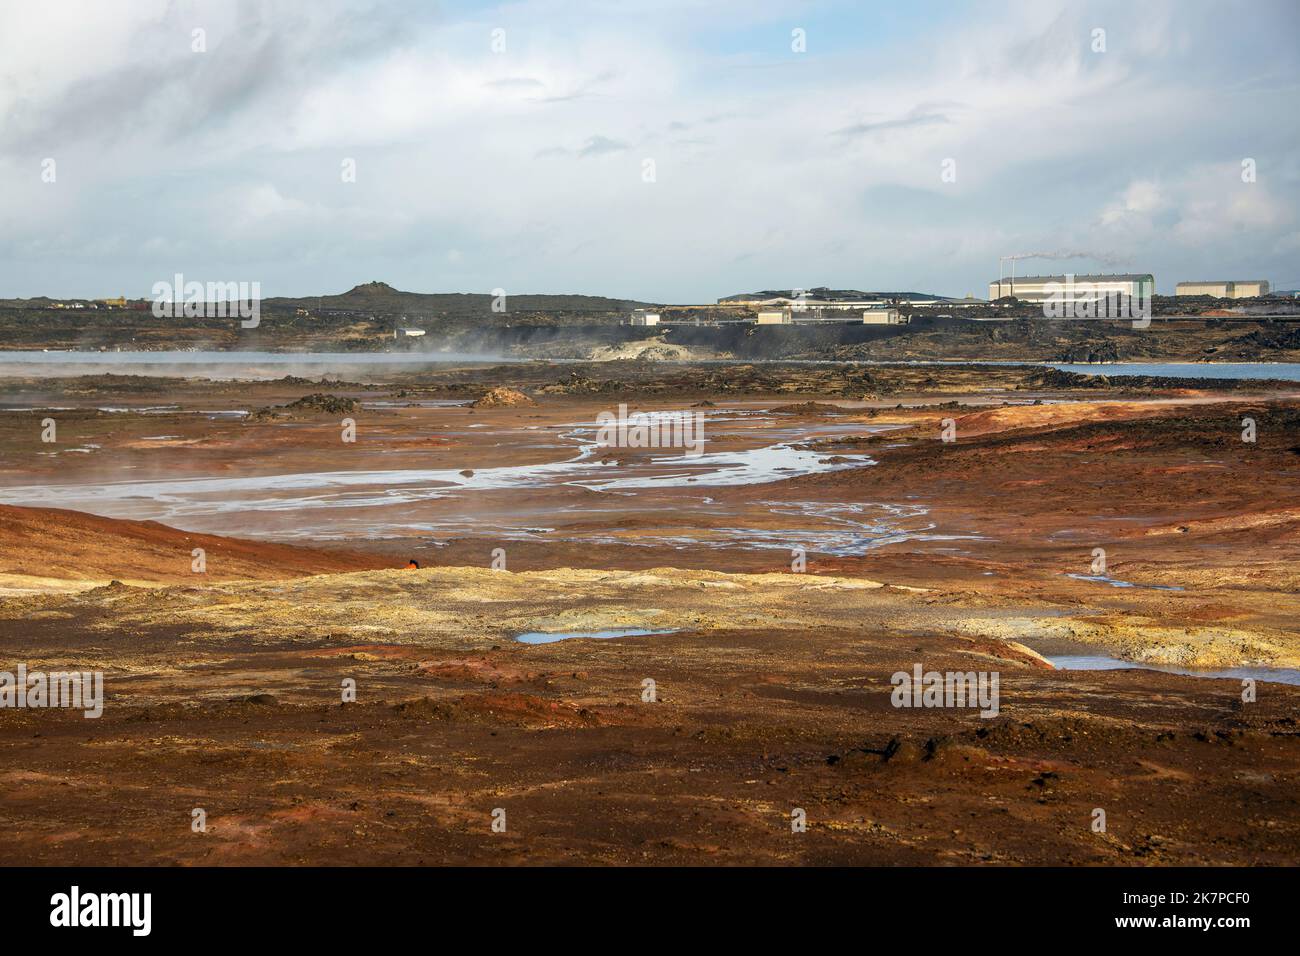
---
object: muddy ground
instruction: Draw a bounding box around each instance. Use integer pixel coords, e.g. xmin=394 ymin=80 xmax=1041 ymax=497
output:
xmin=0 ymin=362 xmax=1297 ymax=865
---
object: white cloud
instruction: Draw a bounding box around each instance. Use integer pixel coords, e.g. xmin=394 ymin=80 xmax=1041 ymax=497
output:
xmin=1098 ymin=163 xmax=1293 ymax=248
xmin=1 ymin=0 xmax=1297 ymax=298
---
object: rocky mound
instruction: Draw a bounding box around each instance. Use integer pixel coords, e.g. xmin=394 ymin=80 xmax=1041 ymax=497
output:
xmin=1230 ymin=324 xmax=1300 ymax=352
xmin=538 ymin=372 xmax=623 ymax=395
xmin=471 ymin=387 xmax=536 ymax=408
xmin=1055 ymin=340 xmax=1121 ymax=363
xmin=285 ymin=393 xmax=357 ymax=414
xmin=769 ymin=401 xmax=849 ymax=416
xmin=249 ymin=392 xmax=358 ymax=421
xmin=1029 ymin=367 xmax=1289 ymax=391
xmin=588 ymin=339 xmax=717 ymax=362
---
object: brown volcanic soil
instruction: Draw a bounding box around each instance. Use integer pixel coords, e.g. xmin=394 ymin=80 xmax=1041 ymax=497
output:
xmin=779 ymin=399 xmax=1300 ymax=667
xmin=0 ymin=505 xmax=388 ymax=589
xmin=1 ymin=567 xmax=1298 ymax=866
xmin=0 ymin=363 xmax=1298 ymax=865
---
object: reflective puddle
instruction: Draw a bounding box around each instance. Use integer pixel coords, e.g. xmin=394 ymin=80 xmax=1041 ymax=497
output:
xmin=515 ymin=627 xmax=678 ymax=645
xmin=1065 ymin=573 xmax=1184 ymax=591
xmin=1048 ymin=654 xmax=1300 ymax=685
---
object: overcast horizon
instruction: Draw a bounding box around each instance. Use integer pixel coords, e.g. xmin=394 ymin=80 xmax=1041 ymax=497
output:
xmin=2 ymin=0 xmax=1298 ymax=302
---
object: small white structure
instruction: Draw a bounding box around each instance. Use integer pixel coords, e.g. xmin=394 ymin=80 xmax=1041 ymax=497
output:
xmin=862 ymin=308 xmax=905 ymax=325
xmin=629 ymin=310 xmax=661 ymax=326
xmin=395 ymin=327 xmax=426 ymax=338
xmin=755 ymin=309 xmax=790 ymax=325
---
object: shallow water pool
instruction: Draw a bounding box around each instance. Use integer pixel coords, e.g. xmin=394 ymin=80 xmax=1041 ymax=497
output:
xmin=515 ymin=627 xmax=677 ymax=645
xmin=1048 ymin=654 xmax=1300 ymax=686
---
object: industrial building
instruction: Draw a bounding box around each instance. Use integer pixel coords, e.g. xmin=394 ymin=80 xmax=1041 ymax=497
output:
xmin=988 ymin=273 xmax=1154 ymax=304
xmin=1176 ymin=280 xmax=1270 ymax=299
xmin=749 ymin=307 xmax=906 ymax=326
xmin=628 ymin=310 xmax=660 ymax=326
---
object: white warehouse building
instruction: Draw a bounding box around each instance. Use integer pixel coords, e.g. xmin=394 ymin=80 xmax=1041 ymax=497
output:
xmin=1176 ymin=280 xmax=1270 ymax=299
xmin=988 ymin=273 xmax=1154 ymax=304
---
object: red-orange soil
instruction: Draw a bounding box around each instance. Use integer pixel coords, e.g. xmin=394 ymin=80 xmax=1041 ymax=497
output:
xmin=0 ymin=504 xmax=389 ymax=585
xmin=0 ymin=364 xmax=1297 ymax=865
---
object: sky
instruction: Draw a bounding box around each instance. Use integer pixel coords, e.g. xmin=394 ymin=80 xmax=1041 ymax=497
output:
xmin=1 ymin=0 xmax=1297 ymax=302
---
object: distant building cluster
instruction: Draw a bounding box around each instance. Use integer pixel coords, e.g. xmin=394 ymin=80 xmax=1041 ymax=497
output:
xmin=754 ymin=306 xmax=905 ymax=325
xmin=662 ymin=287 xmax=983 ymax=326
xmin=987 ymin=270 xmax=1278 ymax=304
xmin=618 ymin=269 xmax=1287 ymax=329
xmin=724 ymin=289 xmax=978 ymax=310
xmin=48 ymin=296 xmax=131 ymax=310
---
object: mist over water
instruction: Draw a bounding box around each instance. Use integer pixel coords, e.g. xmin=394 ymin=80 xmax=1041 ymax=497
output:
xmin=5 ymin=352 xmax=1298 ymax=383
xmin=0 ymin=350 xmax=516 ymax=381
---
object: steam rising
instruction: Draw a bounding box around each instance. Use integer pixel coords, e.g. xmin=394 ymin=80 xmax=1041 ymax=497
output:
xmin=1001 ymin=251 xmax=1127 ymax=267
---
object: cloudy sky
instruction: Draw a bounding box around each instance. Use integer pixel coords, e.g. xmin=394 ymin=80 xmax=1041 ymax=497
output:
xmin=1 ymin=0 xmax=1297 ymax=301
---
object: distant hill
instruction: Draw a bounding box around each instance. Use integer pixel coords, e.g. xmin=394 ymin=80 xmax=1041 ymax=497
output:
xmin=266 ymin=281 xmax=657 ymax=314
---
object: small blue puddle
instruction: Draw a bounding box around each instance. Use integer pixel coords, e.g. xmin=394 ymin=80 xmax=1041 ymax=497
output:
xmin=1065 ymin=573 xmax=1184 ymax=591
xmin=1048 ymin=655 xmax=1300 ymax=686
xmin=515 ymin=628 xmax=678 ymax=645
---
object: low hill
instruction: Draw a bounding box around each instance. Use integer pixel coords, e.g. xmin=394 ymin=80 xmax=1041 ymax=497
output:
xmin=266 ymin=281 xmax=656 ymax=314
xmin=0 ymin=505 xmax=389 ymax=589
